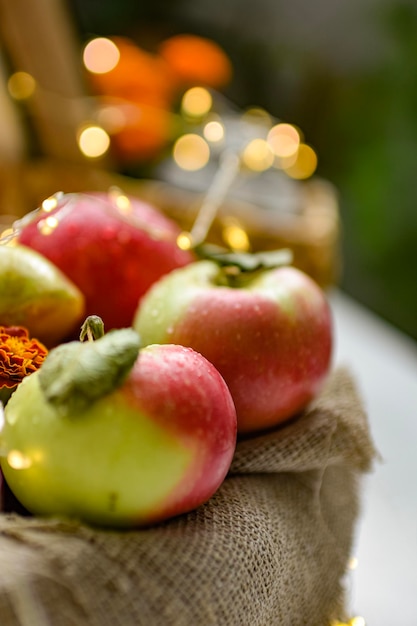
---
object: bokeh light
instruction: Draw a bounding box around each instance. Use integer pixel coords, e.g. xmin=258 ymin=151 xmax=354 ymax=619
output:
xmin=7 ymin=71 xmax=36 ymax=100
xmin=108 ymin=188 xmax=132 ymax=214
xmin=203 ymin=119 xmax=225 ymax=143
xmin=347 ymin=556 xmax=359 ymax=571
xmin=177 ymin=231 xmax=193 ymax=250
xmin=241 ymin=138 xmax=274 ymax=171
xmin=181 ymin=87 xmax=212 ymax=118
xmin=173 ymin=134 xmax=210 ymax=171
xmin=7 ymin=449 xmax=32 ymax=470
xmin=222 ymin=218 xmax=250 ymax=251
xmin=282 ymin=143 xmax=318 ymax=179
xmin=96 ymin=105 xmax=127 ymax=133
xmin=37 ymin=216 xmax=59 ymax=236
xmin=41 ymin=195 xmax=60 ymax=212
xmin=83 ymin=37 xmax=120 ymax=74
xmin=77 ymin=125 xmax=111 ymax=158
xmin=267 ymin=123 xmax=300 ymax=158
xmin=241 ymin=107 xmax=272 ymax=128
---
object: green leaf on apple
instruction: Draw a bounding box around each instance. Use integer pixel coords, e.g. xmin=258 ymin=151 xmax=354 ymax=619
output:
xmin=38 ymin=326 xmax=140 ymax=416
xmin=195 ymin=244 xmax=293 ymax=273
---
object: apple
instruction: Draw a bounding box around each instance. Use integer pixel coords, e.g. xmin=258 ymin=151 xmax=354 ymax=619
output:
xmin=133 ymin=258 xmax=333 ymax=434
xmin=0 ymin=244 xmax=84 ymax=347
xmin=16 ymin=190 xmax=195 ymax=330
xmin=0 ymin=322 xmax=237 ymax=527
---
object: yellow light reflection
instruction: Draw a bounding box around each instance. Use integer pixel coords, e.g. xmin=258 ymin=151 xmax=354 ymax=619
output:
xmin=222 ymin=218 xmax=250 ymax=252
xmin=242 ymin=138 xmax=274 ymax=172
xmin=7 ymin=71 xmax=36 ymax=100
xmin=37 ymin=216 xmax=59 ymax=235
xmin=203 ymin=120 xmax=224 ymax=143
xmin=349 ymin=617 xmax=366 ymax=626
xmin=173 ymin=134 xmax=210 ymax=171
xmin=283 ymin=143 xmax=317 ymax=179
xmin=181 ymin=87 xmax=212 ymax=118
xmin=83 ymin=37 xmax=120 ymax=74
xmin=267 ymin=123 xmax=300 ymax=158
xmin=7 ymin=449 xmax=32 ymax=470
xmin=78 ymin=125 xmax=110 ymax=158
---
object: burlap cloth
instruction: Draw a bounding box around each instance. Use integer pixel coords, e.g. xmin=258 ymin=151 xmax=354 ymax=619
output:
xmin=0 ymin=367 xmax=376 ymax=626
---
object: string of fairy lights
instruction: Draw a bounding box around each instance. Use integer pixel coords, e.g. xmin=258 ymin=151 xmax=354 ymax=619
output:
xmin=6 ymin=36 xmax=317 ymax=180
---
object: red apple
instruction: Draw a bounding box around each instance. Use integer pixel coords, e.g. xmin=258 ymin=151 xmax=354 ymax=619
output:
xmin=16 ymin=191 xmax=195 ymax=330
xmin=0 ymin=325 xmax=237 ymax=527
xmin=133 ymin=259 xmax=333 ymax=434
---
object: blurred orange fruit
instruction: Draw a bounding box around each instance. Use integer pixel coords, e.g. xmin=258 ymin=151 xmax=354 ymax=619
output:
xmin=159 ymin=34 xmax=232 ymax=89
xmin=110 ymin=102 xmax=174 ymax=161
xmin=89 ymin=36 xmax=175 ymax=106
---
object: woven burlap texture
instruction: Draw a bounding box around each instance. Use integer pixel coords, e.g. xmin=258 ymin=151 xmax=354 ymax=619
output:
xmin=0 ymin=367 xmax=376 ymax=626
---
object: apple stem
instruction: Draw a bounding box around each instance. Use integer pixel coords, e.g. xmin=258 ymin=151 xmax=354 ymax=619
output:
xmin=79 ymin=316 xmax=105 ymax=342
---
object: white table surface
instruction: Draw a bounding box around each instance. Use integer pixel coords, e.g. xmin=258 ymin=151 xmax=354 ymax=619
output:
xmin=329 ymin=289 xmax=417 ymax=626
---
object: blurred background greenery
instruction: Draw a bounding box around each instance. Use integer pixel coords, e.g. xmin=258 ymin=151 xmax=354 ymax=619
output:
xmin=67 ymin=0 xmax=417 ymax=341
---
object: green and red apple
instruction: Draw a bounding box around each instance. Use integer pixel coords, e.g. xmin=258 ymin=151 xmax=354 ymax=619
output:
xmin=16 ymin=190 xmax=195 ymax=330
xmin=0 ymin=322 xmax=237 ymax=526
xmin=0 ymin=244 xmax=84 ymax=347
xmin=133 ymin=257 xmax=333 ymax=434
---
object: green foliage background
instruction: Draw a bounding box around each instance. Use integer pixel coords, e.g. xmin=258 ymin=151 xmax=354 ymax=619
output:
xmin=69 ymin=0 xmax=417 ymax=340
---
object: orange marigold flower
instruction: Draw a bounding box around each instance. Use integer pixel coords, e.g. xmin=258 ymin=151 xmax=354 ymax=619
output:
xmin=0 ymin=326 xmax=48 ymax=389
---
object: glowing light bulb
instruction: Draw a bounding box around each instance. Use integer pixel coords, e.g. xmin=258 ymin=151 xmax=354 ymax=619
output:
xmin=78 ymin=125 xmax=110 ymax=158
xmin=241 ymin=138 xmax=274 ymax=171
xmin=173 ymin=134 xmax=210 ymax=171
xmin=7 ymin=71 xmax=36 ymax=100
xmin=181 ymin=87 xmax=212 ymax=118
xmin=83 ymin=37 xmax=120 ymax=74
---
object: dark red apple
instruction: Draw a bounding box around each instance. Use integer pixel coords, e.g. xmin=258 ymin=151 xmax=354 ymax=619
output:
xmin=17 ymin=191 xmax=195 ymax=330
xmin=133 ymin=259 xmax=333 ymax=434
